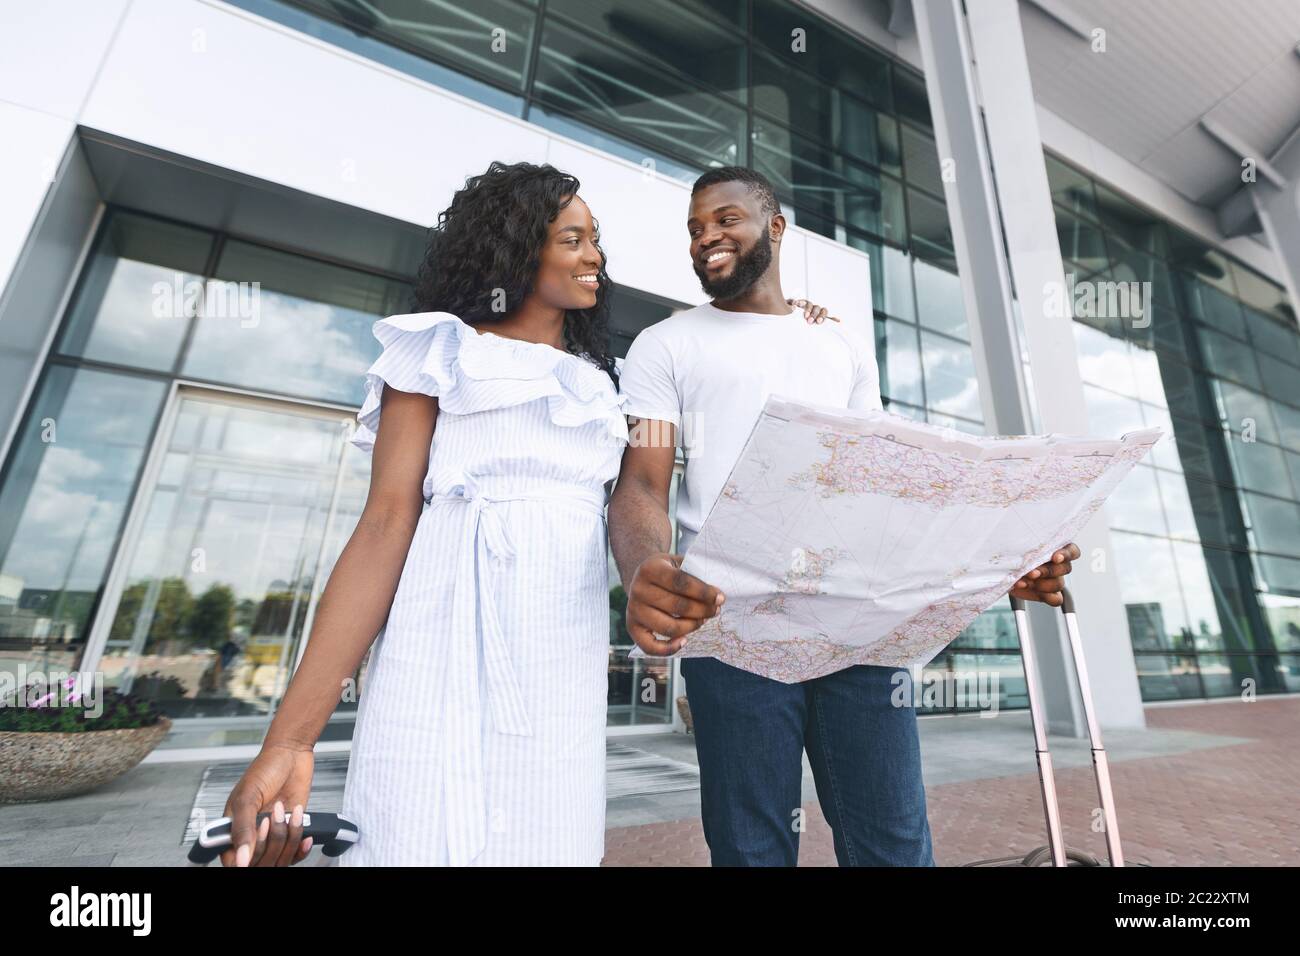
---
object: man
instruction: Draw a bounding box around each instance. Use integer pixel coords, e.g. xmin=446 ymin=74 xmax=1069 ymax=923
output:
xmin=608 ymin=166 xmax=1080 ymax=867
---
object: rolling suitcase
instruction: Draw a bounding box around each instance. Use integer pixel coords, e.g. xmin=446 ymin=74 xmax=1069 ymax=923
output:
xmin=965 ymin=585 xmax=1139 ymax=867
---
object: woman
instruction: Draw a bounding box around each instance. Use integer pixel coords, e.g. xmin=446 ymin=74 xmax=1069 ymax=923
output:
xmin=219 ymin=161 xmax=833 ymax=867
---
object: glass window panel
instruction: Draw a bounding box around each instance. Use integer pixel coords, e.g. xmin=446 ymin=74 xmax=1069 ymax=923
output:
xmin=1083 ymin=383 xmax=1146 ymax=436
xmin=956 ymin=653 xmax=1026 ymax=711
xmin=1105 ymin=463 xmax=1167 ymax=535
xmin=1128 ymin=344 xmax=1170 ymax=407
xmin=1197 ymin=326 xmax=1261 ymax=389
xmin=0 ymin=367 xmax=167 ymax=665
xmin=1274 ymin=401 xmax=1300 ymax=451
xmin=1182 ymin=474 xmax=1246 ymax=550
xmin=1167 ymin=229 xmax=1235 ymax=295
xmin=1260 ymin=594 xmax=1300 ymax=651
xmin=1225 ymin=435 xmax=1293 ymax=495
xmin=1107 ymin=243 xmax=1175 ymax=315
xmin=1054 ymin=207 xmax=1109 ymax=272
xmin=842 ymin=169 xmax=906 ymax=245
xmin=750 ymin=0 xmax=893 ymax=110
xmin=1230 ymin=261 xmax=1290 ymax=318
xmin=1256 ymin=552 xmax=1300 ymax=597
xmin=1148 ymin=303 xmax=1190 ymax=360
xmin=1180 ymin=273 xmax=1247 ymax=338
xmin=57 ymin=213 xmax=214 ymax=371
xmin=752 ymin=118 xmax=905 ymax=242
xmin=874 ymin=317 xmax=923 ymax=405
xmin=1272 ymin=653 xmax=1300 ymax=693
xmin=865 ymin=113 xmax=903 ymax=178
xmin=920 ymin=330 xmax=980 ymax=420
xmin=1093 ymin=182 xmax=1168 ymax=257
xmin=1243 ymin=306 xmax=1300 ymax=366
xmin=751 ymin=52 xmax=894 ymax=164
xmin=1287 ymin=448 xmax=1300 ymax=498
xmin=229 ymin=0 xmax=527 ymax=114
xmin=1133 ymin=654 xmax=1202 ymax=701
xmin=548 ymin=0 xmax=746 ymax=101
xmin=1168 ymin=541 xmax=1225 ymax=651
xmin=1193 ymin=654 xmax=1247 ymax=698
xmin=783 ymin=204 xmax=841 ymax=241
xmin=1244 ymin=491 xmax=1300 ymax=558
xmin=1215 ymin=380 xmax=1279 ymax=444
xmin=1072 ymin=321 xmax=1136 ymax=395
xmin=1044 ymin=154 xmax=1099 ymax=220
xmin=1138 ymin=407 xmax=1180 ymax=471
xmin=1258 ymin=353 xmax=1300 ymax=407
xmin=907 ymin=187 xmax=953 ymax=264
xmin=1154 ymin=361 xmax=1207 ymax=427
xmin=688 ymin=0 xmax=746 ymax=28
xmin=900 ymin=123 xmax=942 ymax=197
xmin=285 ymin=0 xmax=537 ymax=93
xmin=852 ymin=237 xmax=915 ymax=322
xmin=893 ymin=68 xmax=931 ymax=129
xmin=1110 ymin=531 xmax=1191 ymax=649
xmin=1155 ymin=469 xmax=1198 ymax=540
xmin=1167 ymin=414 xmax=1218 ymax=482
xmin=754 ymin=111 xmax=901 ymax=182
xmin=913 ymin=258 xmax=967 ymax=339
xmin=182 ymin=241 xmax=409 ymax=405
xmin=533 ymin=18 xmax=746 ymax=169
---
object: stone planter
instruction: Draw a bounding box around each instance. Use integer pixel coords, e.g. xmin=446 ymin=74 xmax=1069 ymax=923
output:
xmin=0 ymin=716 xmax=173 ymax=804
xmin=675 ymin=695 xmax=693 ymax=734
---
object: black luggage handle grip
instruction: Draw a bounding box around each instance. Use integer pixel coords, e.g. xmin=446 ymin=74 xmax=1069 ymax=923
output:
xmin=187 ymin=811 xmax=358 ymax=864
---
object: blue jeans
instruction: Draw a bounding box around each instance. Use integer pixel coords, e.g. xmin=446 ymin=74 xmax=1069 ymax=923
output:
xmin=681 ymin=657 xmax=935 ymax=867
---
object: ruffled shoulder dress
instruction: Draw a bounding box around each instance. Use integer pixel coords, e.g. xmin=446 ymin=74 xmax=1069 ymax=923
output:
xmin=331 ymin=311 xmax=627 ymax=866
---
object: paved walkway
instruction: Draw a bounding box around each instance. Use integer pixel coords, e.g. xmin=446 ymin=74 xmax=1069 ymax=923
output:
xmin=603 ymin=697 xmax=1300 ymax=866
xmin=0 ymin=697 xmax=1293 ymax=866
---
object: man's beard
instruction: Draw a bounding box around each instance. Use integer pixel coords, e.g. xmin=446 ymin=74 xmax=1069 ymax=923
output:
xmin=694 ymin=235 xmax=773 ymax=300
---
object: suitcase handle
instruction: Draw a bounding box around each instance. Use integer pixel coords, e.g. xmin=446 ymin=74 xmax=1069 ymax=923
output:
xmin=1010 ymin=585 xmax=1125 ymax=867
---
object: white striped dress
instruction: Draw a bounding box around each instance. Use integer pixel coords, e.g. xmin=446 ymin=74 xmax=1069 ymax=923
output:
xmin=331 ymin=311 xmax=627 ymax=866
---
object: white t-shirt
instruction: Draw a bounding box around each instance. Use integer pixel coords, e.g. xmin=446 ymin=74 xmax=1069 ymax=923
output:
xmin=618 ymin=301 xmax=884 ymax=555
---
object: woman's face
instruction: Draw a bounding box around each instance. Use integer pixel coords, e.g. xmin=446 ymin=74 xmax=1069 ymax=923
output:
xmin=531 ymin=194 xmax=602 ymax=313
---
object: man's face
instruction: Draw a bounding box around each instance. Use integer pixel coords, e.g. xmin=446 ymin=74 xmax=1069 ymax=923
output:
xmin=687 ymin=181 xmax=781 ymax=299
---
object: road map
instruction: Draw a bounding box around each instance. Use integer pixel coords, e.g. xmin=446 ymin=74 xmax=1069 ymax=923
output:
xmin=634 ymin=396 xmax=1163 ymax=682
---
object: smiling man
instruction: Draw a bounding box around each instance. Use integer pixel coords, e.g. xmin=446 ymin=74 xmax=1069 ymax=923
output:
xmin=608 ymin=165 xmax=1080 ymax=867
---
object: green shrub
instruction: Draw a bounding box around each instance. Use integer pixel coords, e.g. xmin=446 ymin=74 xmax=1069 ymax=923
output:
xmin=0 ymin=679 xmax=164 ymax=733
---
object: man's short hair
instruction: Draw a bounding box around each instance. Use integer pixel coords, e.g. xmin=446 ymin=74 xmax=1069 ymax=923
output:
xmin=691 ymin=166 xmax=781 ymax=220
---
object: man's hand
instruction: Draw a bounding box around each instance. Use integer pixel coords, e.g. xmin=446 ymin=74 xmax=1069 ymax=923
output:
xmin=625 ymin=553 xmax=725 ymax=655
xmin=787 ymin=297 xmax=841 ymax=324
xmin=1010 ymin=542 xmax=1081 ymax=607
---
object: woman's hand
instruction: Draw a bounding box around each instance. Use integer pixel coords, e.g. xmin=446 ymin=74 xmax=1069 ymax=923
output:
xmin=787 ymin=297 xmax=841 ymax=324
xmin=219 ymin=742 xmax=316 ymax=867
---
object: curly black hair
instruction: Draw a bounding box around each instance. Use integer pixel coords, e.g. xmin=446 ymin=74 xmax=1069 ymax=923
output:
xmin=412 ymin=161 xmax=618 ymax=385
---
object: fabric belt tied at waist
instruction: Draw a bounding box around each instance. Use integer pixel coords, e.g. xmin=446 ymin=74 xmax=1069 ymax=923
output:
xmin=424 ymin=469 xmax=605 ymax=865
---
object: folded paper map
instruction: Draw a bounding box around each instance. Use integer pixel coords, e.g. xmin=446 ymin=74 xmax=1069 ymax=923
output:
xmin=632 ymin=395 xmax=1162 ymax=682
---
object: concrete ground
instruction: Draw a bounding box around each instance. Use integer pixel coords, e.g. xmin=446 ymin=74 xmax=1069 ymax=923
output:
xmin=1 ymin=697 xmax=1294 ymax=867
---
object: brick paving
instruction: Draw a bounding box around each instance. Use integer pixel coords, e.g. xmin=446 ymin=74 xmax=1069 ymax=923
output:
xmin=602 ymin=698 xmax=1300 ymax=866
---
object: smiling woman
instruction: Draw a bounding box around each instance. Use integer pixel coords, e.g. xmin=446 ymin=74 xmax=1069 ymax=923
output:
xmin=218 ymin=161 xmax=631 ymax=868
xmin=411 ymin=161 xmax=618 ymax=378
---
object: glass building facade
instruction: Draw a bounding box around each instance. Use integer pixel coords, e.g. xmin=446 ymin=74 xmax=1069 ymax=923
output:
xmin=1047 ymin=154 xmax=1300 ymax=700
xmin=2 ymin=0 xmax=1297 ymax=749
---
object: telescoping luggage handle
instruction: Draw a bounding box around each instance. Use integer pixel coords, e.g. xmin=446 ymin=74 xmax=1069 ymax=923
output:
xmin=1011 ymin=585 xmax=1125 ymax=867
